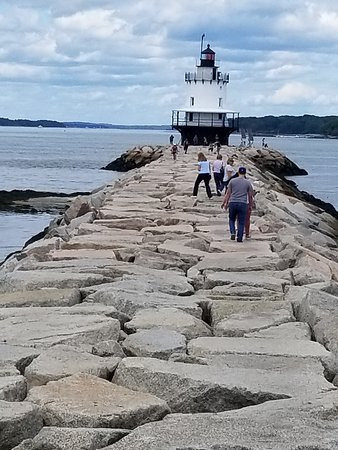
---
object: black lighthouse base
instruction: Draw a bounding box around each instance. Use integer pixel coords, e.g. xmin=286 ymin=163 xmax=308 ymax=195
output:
xmin=172 ymin=126 xmax=237 ymax=146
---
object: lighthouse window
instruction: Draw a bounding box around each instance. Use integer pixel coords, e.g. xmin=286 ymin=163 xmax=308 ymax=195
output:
xmin=190 ymin=97 xmax=195 ymax=106
xmin=189 ymin=113 xmax=193 ymax=122
xmin=218 ymin=113 xmax=223 ymax=120
xmin=218 ymin=98 xmax=223 ymax=107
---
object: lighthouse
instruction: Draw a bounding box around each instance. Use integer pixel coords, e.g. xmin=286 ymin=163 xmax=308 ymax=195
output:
xmin=172 ymin=38 xmax=239 ymax=145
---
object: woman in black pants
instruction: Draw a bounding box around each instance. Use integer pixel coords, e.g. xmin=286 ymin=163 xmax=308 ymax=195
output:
xmin=193 ymin=152 xmax=212 ymax=198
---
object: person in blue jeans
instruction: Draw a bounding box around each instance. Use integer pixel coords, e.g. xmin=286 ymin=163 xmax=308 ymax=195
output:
xmin=221 ymin=167 xmax=253 ymax=242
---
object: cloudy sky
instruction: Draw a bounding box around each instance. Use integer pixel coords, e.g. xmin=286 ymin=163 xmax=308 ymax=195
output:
xmin=1 ymin=0 xmax=338 ymax=124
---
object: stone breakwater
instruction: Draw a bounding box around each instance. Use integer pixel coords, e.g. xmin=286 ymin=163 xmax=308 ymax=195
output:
xmin=0 ymin=144 xmax=338 ymax=450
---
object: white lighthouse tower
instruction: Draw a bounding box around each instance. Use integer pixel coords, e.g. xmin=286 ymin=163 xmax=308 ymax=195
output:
xmin=172 ymin=37 xmax=239 ymax=145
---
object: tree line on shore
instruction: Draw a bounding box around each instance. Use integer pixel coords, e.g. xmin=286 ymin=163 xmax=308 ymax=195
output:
xmin=1 ymin=115 xmax=338 ymax=136
xmin=240 ymin=115 xmax=338 ymax=137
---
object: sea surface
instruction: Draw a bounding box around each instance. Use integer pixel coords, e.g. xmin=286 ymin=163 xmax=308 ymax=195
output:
xmin=0 ymin=127 xmax=337 ymax=261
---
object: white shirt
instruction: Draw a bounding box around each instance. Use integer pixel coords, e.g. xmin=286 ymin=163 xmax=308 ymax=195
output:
xmin=212 ymin=160 xmax=223 ymax=173
xmin=198 ymin=160 xmax=211 ymax=174
xmin=223 ymin=163 xmax=235 ymax=181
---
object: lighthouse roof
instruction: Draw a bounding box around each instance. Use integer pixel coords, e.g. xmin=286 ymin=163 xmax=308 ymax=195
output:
xmin=201 ymin=44 xmax=215 ymax=55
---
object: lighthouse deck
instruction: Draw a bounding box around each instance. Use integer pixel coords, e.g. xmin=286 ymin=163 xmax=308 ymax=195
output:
xmin=172 ymin=110 xmax=239 ymax=129
xmin=172 ymin=110 xmax=239 ymax=145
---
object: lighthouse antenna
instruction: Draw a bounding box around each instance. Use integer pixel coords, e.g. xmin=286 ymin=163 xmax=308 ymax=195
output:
xmin=200 ymin=33 xmax=205 ymax=56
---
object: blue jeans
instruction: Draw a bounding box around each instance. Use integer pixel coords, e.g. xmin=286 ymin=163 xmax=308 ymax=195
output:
xmin=213 ymin=172 xmax=224 ymax=194
xmin=229 ymin=202 xmax=248 ymax=241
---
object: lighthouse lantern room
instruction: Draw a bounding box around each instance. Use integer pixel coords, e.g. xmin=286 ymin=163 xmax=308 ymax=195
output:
xmin=172 ymin=37 xmax=239 ymax=145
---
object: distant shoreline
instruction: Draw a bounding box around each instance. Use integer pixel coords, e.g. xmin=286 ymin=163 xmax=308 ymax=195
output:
xmin=1 ymin=114 xmax=338 ymax=137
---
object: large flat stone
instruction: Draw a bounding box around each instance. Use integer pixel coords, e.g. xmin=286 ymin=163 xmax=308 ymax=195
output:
xmin=61 ymin=233 xmax=142 ymax=250
xmin=113 ymin=357 xmax=333 ymax=414
xmin=81 ymin=262 xmax=185 ymax=281
xmin=198 ymin=285 xmax=285 ymax=301
xmin=95 ymin=217 xmax=156 ymax=230
xmin=50 ymin=249 xmax=118 ymax=260
xmin=157 ymin=240 xmax=208 ymax=258
xmin=86 ymin=288 xmax=201 ymax=318
xmin=0 ymin=400 xmax=43 ymax=450
xmin=202 ymin=270 xmax=289 ymax=291
xmin=0 ymin=270 xmax=113 ymax=293
xmin=142 ymin=224 xmax=194 ymax=234
xmin=210 ymin=300 xmax=294 ymax=336
xmin=101 ymin=392 xmax=338 ymax=450
xmin=0 ymin=376 xmax=27 ymax=401
xmin=122 ymin=329 xmax=186 ymax=360
xmin=26 ymin=373 xmax=170 ymax=429
xmin=16 ymin=258 xmax=120 ymax=277
xmin=106 ymin=273 xmax=194 ymax=297
xmin=76 ymin=223 xmax=143 ymax=236
xmin=124 ymin=308 xmax=211 ymax=340
xmin=25 ymin=345 xmax=121 ymax=386
xmin=0 ymin=306 xmax=120 ymax=348
xmin=0 ymin=343 xmax=40 ymax=374
xmin=204 ymin=352 xmax=326 ymax=373
xmin=13 ymin=427 xmax=130 ymax=450
xmin=246 ymin=322 xmax=312 ymax=340
xmin=133 ymin=249 xmax=197 ymax=272
xmin=188 ymin=336 xmax=334 ymax=370
xmin=189 ymin=253 xmax=284 ymax=274
xmin=0 ymin=288 xmax=81 ymax=308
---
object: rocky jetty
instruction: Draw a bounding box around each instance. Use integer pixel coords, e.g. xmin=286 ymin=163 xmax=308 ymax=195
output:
xmin=0 ymin=144 xmax=338 ymax=449
xmin=102 ymin=145 xmax=163 ymax=171
xmin=242 ymin=147 xmax=308 ymax=176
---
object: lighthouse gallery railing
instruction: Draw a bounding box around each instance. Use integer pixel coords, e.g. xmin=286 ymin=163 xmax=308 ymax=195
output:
xmin=172 ymin=111 xmax=239 ymax=129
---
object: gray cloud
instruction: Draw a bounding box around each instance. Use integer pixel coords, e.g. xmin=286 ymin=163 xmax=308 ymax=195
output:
xmin=0 ymin=0 xmax=338 ymax=123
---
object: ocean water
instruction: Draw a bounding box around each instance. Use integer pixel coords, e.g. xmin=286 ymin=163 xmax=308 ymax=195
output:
xmin=0 ymin=127 xmax=337 ymax=261
xmin=230 ymin=134 xmax=338 ymax=205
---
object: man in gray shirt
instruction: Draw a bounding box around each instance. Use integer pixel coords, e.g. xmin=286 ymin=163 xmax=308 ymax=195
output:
xmin=221 ymin=167 xmax=253 ymax=242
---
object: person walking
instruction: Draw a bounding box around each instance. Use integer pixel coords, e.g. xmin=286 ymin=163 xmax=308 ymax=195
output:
xmin=223 ymin=157 xmax=236 ymax=190
xmin=169 ymin=134 xmax=174 ymax=145
xmin=221 ymin=167 xmax=253 ymax=242
xmin=171 ymin=144 xmax=178 ymax=161
xmin=244 ymin=188 xmax=255 ymax=238
xmin=193 ymin=134 xmax=198 ymax=145
xmin=193 ymin=152 xmax=212 ymax=199
xmin=212 ymin=154 xmax=224 ymax=196
xmin=183 ymin=138 xmax=189 ymax=154
xmin=214 ymin=135 xmax=221 ymax=155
